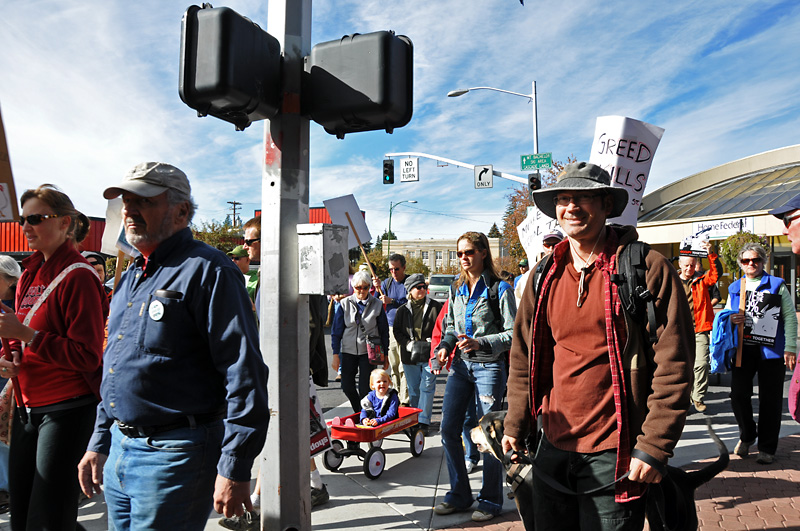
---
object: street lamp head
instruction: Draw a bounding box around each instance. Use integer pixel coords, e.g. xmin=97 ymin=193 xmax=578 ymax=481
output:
xmin=409 ymin=200 xmax=418 ymax=204
xmin=447 ymin=89 xmax=469 ymax=97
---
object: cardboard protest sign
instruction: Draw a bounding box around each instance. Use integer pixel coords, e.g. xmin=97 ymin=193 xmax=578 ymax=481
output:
xmin=517 ymin=205 xmax=562 ymax=260
xmin=101 ymin=197 xmax=139 ymax=258
xmin=589 ymin=116 xmax=664 ymax=227
xmin=679 ymin=227 xmax=712 ymax=258
xmin=323 ymin=194 xmax=370 ymax=250
xmin=0 ymin=106 xmax=20 ymax=221
xmin=743 ymin=290 xmax=782 ymax=347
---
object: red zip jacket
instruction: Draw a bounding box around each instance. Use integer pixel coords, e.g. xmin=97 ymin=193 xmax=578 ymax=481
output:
xmin=688 ymin=253 xmax=719 ymax=333
xmin=11 ymin=241 xmax=109 ymax=407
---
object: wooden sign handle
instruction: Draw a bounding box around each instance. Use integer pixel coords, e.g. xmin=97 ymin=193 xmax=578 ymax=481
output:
xmin=344 ymin=212 xmax=383 ymax=296
xmin=735 ymin=276 xmax=746 ymax=368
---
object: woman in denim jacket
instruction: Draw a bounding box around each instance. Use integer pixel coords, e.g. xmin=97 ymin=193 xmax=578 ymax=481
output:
xmin=432 ymin=231 xmax=516 ymax=522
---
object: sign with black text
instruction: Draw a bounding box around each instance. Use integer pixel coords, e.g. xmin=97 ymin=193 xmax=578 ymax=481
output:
xmin=400 ymin=157 xmax=419 ymax=182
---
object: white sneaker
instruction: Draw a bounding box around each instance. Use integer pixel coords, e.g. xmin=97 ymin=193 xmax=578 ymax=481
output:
xmin=465 ymin=460 xmax=475 ymax=473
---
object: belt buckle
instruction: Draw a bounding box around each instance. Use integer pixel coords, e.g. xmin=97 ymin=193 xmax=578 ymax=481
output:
xmin=117 ymin=421 xmax=147 ymax=438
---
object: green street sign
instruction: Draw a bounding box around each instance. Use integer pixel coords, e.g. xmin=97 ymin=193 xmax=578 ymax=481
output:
xmin=521 ymin=152 xmax=552 ymax=171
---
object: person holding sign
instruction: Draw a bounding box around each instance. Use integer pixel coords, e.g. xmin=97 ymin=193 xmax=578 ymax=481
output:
xmin=677 ymin=240 xmax=719 ymax=413
xmin=725 ymin=242 xmax=797 ymax=464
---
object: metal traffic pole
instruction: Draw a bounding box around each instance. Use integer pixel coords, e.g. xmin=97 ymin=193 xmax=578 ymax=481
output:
xmin=260 ymin=0 xmax=312 ymax=529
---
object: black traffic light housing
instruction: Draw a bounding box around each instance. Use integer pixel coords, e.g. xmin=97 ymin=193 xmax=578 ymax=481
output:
xmin=305 ymin=31 xmax=413 ymax=139
xmin=179 ymin=5 xmax=281 ymax=131
xmin=383 ymin=160 xmax=395 ymax=184
xmin=528 ymin=172 xmax=541 ymax=190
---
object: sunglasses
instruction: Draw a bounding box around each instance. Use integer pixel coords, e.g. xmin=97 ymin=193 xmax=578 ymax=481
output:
xmin=456 ymin=249 xmax=476 ymax=258
xmin=412 ymin=284 xmax=427 ymax=290
xmin=231 ymin=256 xmax=245 ymax=261
xmin=741 ymin=258 xmax=763 ymax=265
xmin=18 ymin=214 xmax=61 ymax=227
xmin=244 ymin=238 xmax=260 ymax=246
xmin=783 ymin=212 xmax=800 ymax=228
xmin=388 ymin=267 xmax=402 ymax=272
xmin=353 ymin=285 xmax=370 ymax=291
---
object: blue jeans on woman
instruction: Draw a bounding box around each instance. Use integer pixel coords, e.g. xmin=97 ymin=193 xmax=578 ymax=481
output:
xmin=440 ymin=358 xmax=506 ymax=515
xmin=103 ymin=420 xmax=223 ymax=530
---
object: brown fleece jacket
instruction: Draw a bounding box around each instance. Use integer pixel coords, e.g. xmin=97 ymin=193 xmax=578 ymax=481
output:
xmin=505 ymin=225 xmax=693 ymax=473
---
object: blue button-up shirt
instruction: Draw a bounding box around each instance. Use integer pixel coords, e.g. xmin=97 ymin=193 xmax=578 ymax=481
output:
xmin=87 ymin=228 xmax=269 ymax=481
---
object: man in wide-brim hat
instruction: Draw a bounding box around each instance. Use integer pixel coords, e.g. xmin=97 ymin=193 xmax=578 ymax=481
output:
xmin=503 ymin=161 xmax=694 ymax=529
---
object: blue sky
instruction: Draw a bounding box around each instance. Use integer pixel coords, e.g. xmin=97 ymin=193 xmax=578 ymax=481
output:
xmin=1 ymin=0 xmax=798 ymax=244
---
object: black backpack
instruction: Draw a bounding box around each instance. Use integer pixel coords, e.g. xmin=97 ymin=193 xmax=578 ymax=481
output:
xmin=531 ymin=240 xmax=659 ymax=348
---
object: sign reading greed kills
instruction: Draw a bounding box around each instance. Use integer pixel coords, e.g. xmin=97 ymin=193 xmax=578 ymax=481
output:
xmin=589 ymin=116 xmax=664 ymax=227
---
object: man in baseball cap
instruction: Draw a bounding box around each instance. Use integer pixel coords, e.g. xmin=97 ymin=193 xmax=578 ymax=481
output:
xmin=80 ymin=163 xmax=268 ymax=528
xmin=769 ymin=194 xmax=800 ymax=255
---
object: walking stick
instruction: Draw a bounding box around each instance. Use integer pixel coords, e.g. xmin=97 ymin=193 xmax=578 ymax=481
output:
xmin=735 ymin=276 xmax=746 ymax=368
xmin=1 ymin=337 xmax=27 ymax=423
xmin=344 ymin=212 xmax=383 ymax=297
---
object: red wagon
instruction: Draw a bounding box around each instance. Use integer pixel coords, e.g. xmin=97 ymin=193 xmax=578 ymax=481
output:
xmin=322 ymin=407 xmax=425 ymax=479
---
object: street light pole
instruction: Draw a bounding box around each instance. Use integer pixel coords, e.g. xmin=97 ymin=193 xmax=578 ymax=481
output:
xmin=448 ymin=81 xmax=539 ymax=156
xmin=387 ymin=199 xmax=417 ymax=254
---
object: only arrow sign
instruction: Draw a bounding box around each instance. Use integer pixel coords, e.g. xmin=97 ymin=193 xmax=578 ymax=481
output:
xmin=474 ymin=165 xmax=493 ymax=189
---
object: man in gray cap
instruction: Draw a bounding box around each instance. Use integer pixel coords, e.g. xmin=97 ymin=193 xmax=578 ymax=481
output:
xmin=77 ymin=162 xmax=269 ymax=528
xmin=503 ymin=162 xmax=693 ymax=529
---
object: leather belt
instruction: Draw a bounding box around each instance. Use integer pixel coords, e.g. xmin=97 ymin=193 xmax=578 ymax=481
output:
xmin=115 ymin=411 xmax=224 ymax=438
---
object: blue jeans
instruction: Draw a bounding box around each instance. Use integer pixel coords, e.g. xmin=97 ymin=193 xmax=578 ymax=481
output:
xmin=440 ymin=358 xmax=506 ymax=515
xmin=104 ymin=421 xmax=224 ymax=530
xmin=463 ymin=397 xmax=480 ymax=464
xmin=418 ymin=365 xmax=437 ymax=425
xmin=0 ymin=442 xmax=8 ymax=492
xmin=403 ymin=362 xmax=425 ymax=409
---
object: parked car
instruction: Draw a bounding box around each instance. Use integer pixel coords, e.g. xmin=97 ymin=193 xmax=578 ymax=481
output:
xmin=427 ymin=274 xmax=456 ymax=301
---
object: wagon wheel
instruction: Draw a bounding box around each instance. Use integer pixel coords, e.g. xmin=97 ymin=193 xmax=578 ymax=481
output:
xmin=363 ymin=446 xmax=386 ymax=480
xmin=410 ymin=428 xmax=425 ymax=457
xmin=322 ymin=440 xmax=345 ymax=471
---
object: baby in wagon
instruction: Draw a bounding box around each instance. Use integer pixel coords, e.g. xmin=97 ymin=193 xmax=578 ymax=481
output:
xmin=360 ymin=369 xmax=400 ymax=427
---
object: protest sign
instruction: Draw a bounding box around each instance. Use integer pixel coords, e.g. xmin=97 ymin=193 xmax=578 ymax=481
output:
xmin=309 ymin=376 xmax=332 ymax=457
xmin=517 ymin=205 xmax=562 ymax=260
xmin=679 ymin=227 xmax=712 ymax=258
xmin=589 ymin=116 xmax=664 ymax=226
xmin=743 ymin=290 xmax=782 ymax=347
xmin=0 ymin=106 xmax=20 ymax=221
xmin=323 ymin=194 xmax=370 ymax=250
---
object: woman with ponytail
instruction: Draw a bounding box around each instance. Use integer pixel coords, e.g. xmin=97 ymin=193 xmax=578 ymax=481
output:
xmin=0 ymin=184 xmax=108 ymax=530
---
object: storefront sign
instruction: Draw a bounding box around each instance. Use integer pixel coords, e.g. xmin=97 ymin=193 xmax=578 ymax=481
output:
xmin=692 ymin=217 xmax=754 ymax=240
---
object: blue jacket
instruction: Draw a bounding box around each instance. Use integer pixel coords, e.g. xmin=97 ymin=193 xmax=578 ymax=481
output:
xmin=728 ymin=274 xmax=786 ymax=360
xmin=87 ymin=228 xmax=269 ymax=481
xmin=360 ymin=388 xmax=400 ymax=425
xmin=381 ymin=276 xmax=408 ymax=326
xmin=710 ymin=309 xmax=738 ymax=373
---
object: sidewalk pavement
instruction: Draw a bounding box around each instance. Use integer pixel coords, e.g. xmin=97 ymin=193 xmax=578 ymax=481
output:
xmin=1 ymin=376 xmax=798 ymax=530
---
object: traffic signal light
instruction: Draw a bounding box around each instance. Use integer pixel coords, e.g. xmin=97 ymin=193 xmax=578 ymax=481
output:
xmin=179 ymin=5 xmax=281 ymax=131
xmin=383 ymin=160 xmax=394 ymax=184
xmin=528 ymin=172 xmax=541 ymax=191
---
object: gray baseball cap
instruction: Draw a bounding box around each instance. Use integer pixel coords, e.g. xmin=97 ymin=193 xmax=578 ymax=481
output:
xmin=103 ymin=162 xmax=191 ymax=199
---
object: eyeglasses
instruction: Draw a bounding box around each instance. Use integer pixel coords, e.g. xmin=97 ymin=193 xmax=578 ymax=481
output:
xmin=231 ymin=256 xmax=245 ymax=261
xmin=412 ymin=284 xmax=427 ymax=291
xmin=388 ymin=267 xmax=402 ymax=272
xmin=784 ymin=212 xmax=800 ymax=228
xmin=542 ymin=242 xmax=556 ymax=248
xmin=18 ymin=214 xmax=61 ymax=226
xmin=553 ymin=193 xmax=603 ymax=207
xmin=741 ymin=258 xmax=763 ymax=265
xmin=456 ymin=249 xmax=476 ymax=258
xmin=244 ymin=238 xmax=260 ymax=246
xmin=353 ymin=285 xmax=370 ymax=291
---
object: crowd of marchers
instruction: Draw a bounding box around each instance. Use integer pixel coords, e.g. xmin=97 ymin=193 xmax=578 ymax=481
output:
xmin=0 ymin=160 xmax=797 ymax=531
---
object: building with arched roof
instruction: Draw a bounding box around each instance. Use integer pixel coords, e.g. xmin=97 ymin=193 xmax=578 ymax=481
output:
xmin=637 ymin=144 xmax=800 ymax=307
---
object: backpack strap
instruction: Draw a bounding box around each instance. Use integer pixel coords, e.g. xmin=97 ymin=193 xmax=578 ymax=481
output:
xmin=610 ymin=241 xmax=659 ymax=347
xmin=531 ymin=252 xmax=554 ymax=307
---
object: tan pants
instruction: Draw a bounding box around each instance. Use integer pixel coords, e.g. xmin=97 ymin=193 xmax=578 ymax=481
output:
xmin=388 ymin=328 xmax=409 ymax=404
xmin=692 ymin=331 xmax=710 ymax=403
